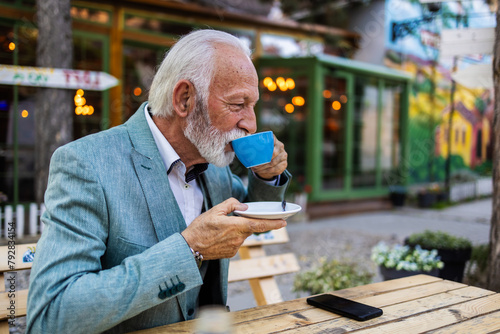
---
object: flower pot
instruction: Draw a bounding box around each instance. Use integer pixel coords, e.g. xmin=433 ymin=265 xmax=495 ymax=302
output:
xmin=379 ymin=266 xmax=439 ymax=281
xmin=404 ymin=238 xmax=472 ymax=283
xmin=390 ymin=191 xmax=406 ymax=207
xmin=418 ymin=192 xmax=437 ymax=208
xmin=435 ymin=247 xmax=472 ymax=282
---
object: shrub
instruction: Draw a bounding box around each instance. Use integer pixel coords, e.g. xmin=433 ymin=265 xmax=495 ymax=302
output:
xmin=293 ymin=258 xmax=373 ymax=295
xmin=406 ymin=230 xmax=472 ymax=250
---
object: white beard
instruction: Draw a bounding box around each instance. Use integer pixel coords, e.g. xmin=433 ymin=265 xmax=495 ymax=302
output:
xmin=184 ymin=99 xmax=245 ymax=167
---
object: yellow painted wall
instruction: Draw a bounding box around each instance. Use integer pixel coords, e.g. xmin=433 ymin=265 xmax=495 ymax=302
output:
xmin=439 ymin=111 xmax=473 ymax=166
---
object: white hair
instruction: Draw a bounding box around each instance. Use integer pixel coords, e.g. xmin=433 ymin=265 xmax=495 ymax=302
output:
xmin=148 ymin=29 xmax=252 ymax=118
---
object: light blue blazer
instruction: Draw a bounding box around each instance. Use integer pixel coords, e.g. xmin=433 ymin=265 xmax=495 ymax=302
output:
xmin=26 ymin=103 xmax=290 ymax=333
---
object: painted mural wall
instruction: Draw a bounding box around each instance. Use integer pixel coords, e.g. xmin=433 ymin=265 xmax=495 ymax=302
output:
xmin=384 ymin=0 xmax=495 ymax=184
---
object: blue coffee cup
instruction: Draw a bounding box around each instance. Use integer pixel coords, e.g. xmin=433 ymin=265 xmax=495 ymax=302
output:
xmin=231 ymin=131 xmax=274 ymax=168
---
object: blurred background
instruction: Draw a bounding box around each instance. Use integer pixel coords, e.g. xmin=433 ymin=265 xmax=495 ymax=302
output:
xmin=0 ymin=0 xmax=496 ymax=217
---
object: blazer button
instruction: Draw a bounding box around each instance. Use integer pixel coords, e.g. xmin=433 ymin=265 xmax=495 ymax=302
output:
xmin=188 ymin=308 xmax=194 ymax=316
xmin=177 ymin=282 xmax=186 ymax=292
xmin=158 ymin=290 xmax=168 ymax=300
xmin=158 ymin=288 xmax=172 ymax=299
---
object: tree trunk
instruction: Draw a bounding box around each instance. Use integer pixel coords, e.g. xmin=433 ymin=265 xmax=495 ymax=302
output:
xmin=35 ymin=0 xmax=73 ymax=204
xmin=488 ymin=5 xmax=500 ymax=292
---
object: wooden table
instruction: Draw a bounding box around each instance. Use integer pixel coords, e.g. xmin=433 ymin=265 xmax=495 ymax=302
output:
xmin=133 ymin=275 xmax=500 ymax=333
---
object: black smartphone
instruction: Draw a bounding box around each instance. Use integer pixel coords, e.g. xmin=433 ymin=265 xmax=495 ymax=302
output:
xmin=307 ymin=294 xmax=383 ymax=321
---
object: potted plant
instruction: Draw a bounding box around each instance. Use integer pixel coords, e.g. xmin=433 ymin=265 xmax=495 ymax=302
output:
xmin=371 ymin=242 xmax=444 ymax=281
xmin=417 ymin=183 xmax=443 ymax=208
xmin=389 ymin=185 xmax=407 ymax=207
xmin=405 ymin=230 xmax=472 ymax=282
xmin=293 ymin=258 xmax=373 ymax=295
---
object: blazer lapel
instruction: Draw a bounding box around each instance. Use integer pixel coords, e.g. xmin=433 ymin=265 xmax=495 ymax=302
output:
xmin=199 ymin=166 xmax=229 ymax=208
xmin=126 ymin=103 xmax=186 ymax=241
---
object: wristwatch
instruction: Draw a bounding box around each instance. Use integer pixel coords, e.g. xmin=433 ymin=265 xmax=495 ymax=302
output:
xmin=190 ymin=247 xmax=203 ymax=268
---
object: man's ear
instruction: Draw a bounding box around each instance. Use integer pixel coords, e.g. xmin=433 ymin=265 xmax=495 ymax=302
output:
xmin=172 ymin=79 xmax=195 ymax=118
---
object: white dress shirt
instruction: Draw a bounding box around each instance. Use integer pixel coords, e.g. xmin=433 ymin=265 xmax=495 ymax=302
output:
xmin=145 ymin=106 xmax=203 ymax=226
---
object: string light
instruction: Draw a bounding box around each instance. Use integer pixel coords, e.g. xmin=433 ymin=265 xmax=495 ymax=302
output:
xmin=133 ymin=87 xmax=142 ymax=96
xmin=285 ymin=103 xmax=294 ymax=113
xmin=21 ymin=110 xmax=28 ymax=118
xmin=332 ymin=101 xmax=341 ymax=110
xmin=267 ymin=82 xmax=277 ymax=91
xmin=8 ymin=42 xmax=15 ymax=51
xmin=263 ymin=77 xmax=273 ymax=87
xmin=264 ymin=77 xmax=295 ymax=92
xmin=292 ymin=96 xmax=305 ymax=106
xmin=74 ymin=88 xmax=94 ymax=116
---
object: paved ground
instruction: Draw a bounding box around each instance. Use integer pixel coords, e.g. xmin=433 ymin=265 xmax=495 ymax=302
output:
xmin=227 ymin=197 xmax=493 ymax=311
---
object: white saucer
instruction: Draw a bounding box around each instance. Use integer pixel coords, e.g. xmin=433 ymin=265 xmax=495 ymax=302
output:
xmin=234 ymin=202 xmax=302 ymax=220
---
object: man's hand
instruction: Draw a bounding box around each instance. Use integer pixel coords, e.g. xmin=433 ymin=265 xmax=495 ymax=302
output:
xmin=251 ymin=134 xmax=288 ymax=180
xmin=181 ymin=198 xmax=286 ymax=259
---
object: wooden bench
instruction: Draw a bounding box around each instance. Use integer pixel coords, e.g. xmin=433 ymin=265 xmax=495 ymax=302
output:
xmin=0 ymin=242 xmax=36 ymax=333
xmin=228 ymin=228 xmax=300 ymax=306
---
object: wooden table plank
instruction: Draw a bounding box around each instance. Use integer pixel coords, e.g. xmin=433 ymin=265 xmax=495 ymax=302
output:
xmin=281 ymin=285 xmax=495 ymax=334
xmin=131 ymin=276 xmax=451 ymax=334
xmin=231 ymin=274 xmax=443 ymax=324
xmin=352 ymin=293 xmax=500 ymax=334
xmin=239 ymin=284 xmax=490 ymax=334
xmin=425 ymin=309 xmax=500 ymax=334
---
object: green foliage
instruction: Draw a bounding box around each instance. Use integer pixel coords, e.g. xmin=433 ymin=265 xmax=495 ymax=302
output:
xmin=293 ymin=259 xmax=373 ymax=295
xmin=407 ymin=230 xmax=472 ymax=250
xmin=474 ymin=161 xmax=492 ymax=176
xmin=407 ymin=121 xmax=469 ymax=184
xmin=475 ymin=97 xmax=486 ymax=114
xmin=450 ymin=169 xmax=479 ymax=184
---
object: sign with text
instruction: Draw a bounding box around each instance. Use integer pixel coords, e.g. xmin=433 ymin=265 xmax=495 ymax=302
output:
xmin=440 ymin=28 xmax=494 ymax=58
xmin=0 ymin=65 xmax=119 ymax=91
xmin=452 ymin=63 xmax=493 ymax=89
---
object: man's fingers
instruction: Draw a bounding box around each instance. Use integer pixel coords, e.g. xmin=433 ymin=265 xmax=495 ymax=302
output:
xmin=248 ymin=219 xmax=287 ymax=234
xmin=215 ymin=197 xmax=248 ymax=214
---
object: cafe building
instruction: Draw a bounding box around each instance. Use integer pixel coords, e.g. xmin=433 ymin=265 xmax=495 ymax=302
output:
xmin=0 ymin=0 xmax=411 ymax=213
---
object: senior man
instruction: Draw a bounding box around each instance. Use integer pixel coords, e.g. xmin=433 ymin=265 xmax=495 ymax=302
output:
xmin=27 ymin=29 xmax=291 ymax=333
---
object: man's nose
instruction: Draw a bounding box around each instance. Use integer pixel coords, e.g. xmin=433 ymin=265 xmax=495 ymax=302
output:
xmin=237 ymin=107 xmax=257 ymax=134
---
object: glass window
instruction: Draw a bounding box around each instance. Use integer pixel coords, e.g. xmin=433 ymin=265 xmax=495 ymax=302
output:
xmin=71 ymin=6 xmax=110 ymax=25
xmin=256 ymin=67 xmax=307 ymax=188
xmin=261 ymin=33 xmax=323 ymax=57
xmin=0 ymin=23 xmax=37 ymax=203
xmin=123 ymin=44 xmax=164 ymax=121
xmin=73 ymin=34 xmax=106 ymax=138
xmin=381 ymin=81 xmax=402 ymax=187
xmin=124 ymin=12 xmax=255 ymax=50
xmin=125 ymin=14 xmax=193 ymax=37
xmin=352 ymin=77 xmax=378 ymax=188
xmin=322 ymin=73 xmax=347 ymax=190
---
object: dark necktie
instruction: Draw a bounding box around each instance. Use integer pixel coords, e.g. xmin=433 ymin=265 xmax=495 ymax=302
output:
xmin=167 ymin=159 xmax=208 ymax=183
xmin=185 ymin=163 xmax=209 ymax=183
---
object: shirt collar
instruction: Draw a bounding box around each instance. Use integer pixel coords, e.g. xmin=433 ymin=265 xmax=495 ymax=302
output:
xmin=144 ymin=104 xmax=208 ymax=181
xmin=144 ymin=104 xmax=183 ymax=174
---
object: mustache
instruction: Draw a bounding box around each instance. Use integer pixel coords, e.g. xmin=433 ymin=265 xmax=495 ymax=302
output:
xmin=208 ymin=127 xmax=246 ymax=144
